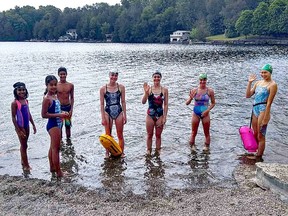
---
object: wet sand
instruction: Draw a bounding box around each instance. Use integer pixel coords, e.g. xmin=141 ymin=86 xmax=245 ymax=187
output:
xmin=0 ymin=164 xmax=287 ymax=215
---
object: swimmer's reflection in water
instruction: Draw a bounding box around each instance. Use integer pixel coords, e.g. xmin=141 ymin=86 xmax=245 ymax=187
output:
xmin=187 ymin=151 xmax=214 ymax=186
xmin=144 ymin=156 xmax=166 ymax=197
xmin=100 ymin=158 xmax=127 ymax=191
xmin=60 ymin=139 xmax=79 ymax=180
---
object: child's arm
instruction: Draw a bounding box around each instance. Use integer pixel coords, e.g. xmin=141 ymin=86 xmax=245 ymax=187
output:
xmin=99 ymin=86 xmax=106 ymax=126
xmin=29 ymin=112 xmax=37 ymax=134
xmin=69 ymin=83 xmax=74 ymax=117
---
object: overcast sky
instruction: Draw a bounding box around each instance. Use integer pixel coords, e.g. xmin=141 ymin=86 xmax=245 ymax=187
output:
xmin=0 ymin=0 xmax=121 ymax=12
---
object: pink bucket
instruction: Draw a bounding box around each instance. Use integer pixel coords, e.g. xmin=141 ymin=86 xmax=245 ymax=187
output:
xmin=239 ymin=126 xmax=258 ymax=153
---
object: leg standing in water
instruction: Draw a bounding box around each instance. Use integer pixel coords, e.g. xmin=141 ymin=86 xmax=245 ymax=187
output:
xmin=186 ymin=73 xmax=215 ymax=152
xmin=246 ymin=64 xmax=277 ymax=159
xmin=100 ymin=71 xmax=127 ymax=158
xmin=11 ymin=82 xmax=37 ymax=171
xmin=42 ymin=75 xmax=69 ymax=178
xmin=57 ymin=67 xmax=74 ymax=139
xmin=142 ymin=70 xmax=168 ymax=156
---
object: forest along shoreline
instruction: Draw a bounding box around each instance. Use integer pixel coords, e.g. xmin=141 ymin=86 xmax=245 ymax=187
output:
xmin=0 ymin=164 xmax=287 ymax=215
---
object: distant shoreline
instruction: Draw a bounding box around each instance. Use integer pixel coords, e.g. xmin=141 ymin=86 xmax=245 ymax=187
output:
xmin=1 ymin=38 xmax=288 ymax=46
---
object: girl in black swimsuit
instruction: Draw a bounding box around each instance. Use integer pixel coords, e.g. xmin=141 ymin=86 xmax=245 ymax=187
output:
xmin=100 ymin=72 xmax=127 ymax=158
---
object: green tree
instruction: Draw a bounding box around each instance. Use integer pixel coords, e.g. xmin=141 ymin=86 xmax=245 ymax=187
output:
xmin=235 ymin=10 xmax=253 ymax=37
xmin=176 ymin=0 xmax=207 ymax=30
xmin=33 ymin=5 xmax=62 ymax=40
xmin=278 ymin=4 xmax=288 ymax=35
xmin=252 ymin=2 xmax=269 ymax=36
xmin=190 ymin=19 xmax=209 ymax=41
xmin=268 ymin=0 xmax=288 ymax=36
xmin=206 ymin=0 xmax=225 ymax=35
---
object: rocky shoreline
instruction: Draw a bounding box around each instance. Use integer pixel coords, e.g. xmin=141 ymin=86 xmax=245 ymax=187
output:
xmin=0 ymin=164 xmax=287 ymax=215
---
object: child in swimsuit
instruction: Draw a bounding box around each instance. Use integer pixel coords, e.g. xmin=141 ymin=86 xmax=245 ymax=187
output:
xmin=11 ymin=82 xmax=37 ymax=172
xmin=100 ymin=72 xmax=127 ymax=158
xmin=57 ymin=67 xmax=74 ymax=139
xmin=42 ymin=75 xmax=69 ymax=178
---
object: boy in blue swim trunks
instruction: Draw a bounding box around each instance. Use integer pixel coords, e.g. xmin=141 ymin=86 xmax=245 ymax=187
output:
xmin=57 ymin=67 xmax=74 ymax=139
xmin=246 ymin=64 xmax=278 ymax=158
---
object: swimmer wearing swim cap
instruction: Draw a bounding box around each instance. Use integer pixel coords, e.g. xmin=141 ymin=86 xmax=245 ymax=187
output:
xmin=246 ymin=63 xmax=278 ymax=159
xmin=186 ymin=72 xmax=215 ymax=152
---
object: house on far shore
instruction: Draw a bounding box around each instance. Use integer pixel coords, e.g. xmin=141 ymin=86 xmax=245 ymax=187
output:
xmin=58 ymin=29 xmax=78 ymax=41
xmin=170 ymin=30 xmax=190 ymax=44
xmin=105 ymin=34 xmax=113 ymax=42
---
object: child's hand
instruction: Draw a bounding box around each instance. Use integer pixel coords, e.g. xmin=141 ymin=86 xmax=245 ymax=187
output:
xmin=101 ymin=119 xmax=107 ymax=126
xmin=16 ymin=129 xmax=26 ymax=139
xmin=61 ymin=111 xmax=69 ymax=118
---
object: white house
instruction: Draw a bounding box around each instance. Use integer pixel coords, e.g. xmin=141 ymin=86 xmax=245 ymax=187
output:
xmin=66 ymin=29 xmax=78 ymax=40
xmin=170 ymin=30 xmax=190 ymax=43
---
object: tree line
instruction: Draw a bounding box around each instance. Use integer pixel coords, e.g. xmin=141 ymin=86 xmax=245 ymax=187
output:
xmin=0 ymin=0 xmax=287 ymax=43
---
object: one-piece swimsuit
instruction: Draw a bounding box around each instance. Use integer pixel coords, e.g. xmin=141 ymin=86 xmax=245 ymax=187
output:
xmin=104 ymin=84 xmax=123 ymax=119
xmin=147 ymin=87 xmax=164 ymax=121
xmin=46 ymin=99 xmax=62 ymax=131
xmin=193 ymin=88 xmax=210 ymax=119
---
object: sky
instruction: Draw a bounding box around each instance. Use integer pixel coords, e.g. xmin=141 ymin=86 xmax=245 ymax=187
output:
xmin=0 ymin=0 xmax=121 ymax=12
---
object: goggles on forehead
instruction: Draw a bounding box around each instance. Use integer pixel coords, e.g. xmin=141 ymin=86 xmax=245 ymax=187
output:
xmin=15 ymin=85 xmax=26 ymax=89
xmin=110 ymin=72 xmax=118 ymax=76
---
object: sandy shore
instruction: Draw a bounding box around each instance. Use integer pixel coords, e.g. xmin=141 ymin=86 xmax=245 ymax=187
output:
xmin=0 ymin=164 xmax=287 ymax=216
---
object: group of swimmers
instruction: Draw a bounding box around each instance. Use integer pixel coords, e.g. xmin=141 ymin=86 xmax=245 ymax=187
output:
xmin=11 ymin=67 xmax=74 ymax=178
xmin=11 ymin=63 xmax=277 ymax=178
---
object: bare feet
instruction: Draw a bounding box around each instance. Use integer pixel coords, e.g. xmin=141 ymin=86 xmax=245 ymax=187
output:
xmin=191 ymin=145 xmax=196 ymax=152
xmin=22 ymin=165 xmax=32 ymax=171
xmin=105 ymin=152 xmax=110 ymax=159
xmin=203 ymin=143 xmax=210 ymax=152
xmin=155 ymin=148 xmax=161 ymax=155
xmin=146 ymin=149 xmax=152 ymax=156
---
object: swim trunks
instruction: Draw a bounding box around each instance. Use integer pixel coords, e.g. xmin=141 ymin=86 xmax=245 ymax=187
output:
xmin=104 ymin=84 xmax=123 ymax=119
xmin=61 ymin=104 xmax=72 ymax=127
xmin=46 ymin=99 xmax=62 ymax=131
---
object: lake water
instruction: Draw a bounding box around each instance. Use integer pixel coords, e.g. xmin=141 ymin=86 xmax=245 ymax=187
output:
xmin=0 ymin=42 xmax=288 ymax=195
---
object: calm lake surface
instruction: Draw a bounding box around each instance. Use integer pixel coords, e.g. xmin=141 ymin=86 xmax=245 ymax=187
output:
xmin=0 ymin=42 xmax=288 ymax=195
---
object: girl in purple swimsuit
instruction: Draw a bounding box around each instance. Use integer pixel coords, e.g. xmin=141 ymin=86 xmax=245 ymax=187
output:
xmin=11 ymin=82 xmax=37 ymax=171
xmin=186 ymin=73 xmax=215 ymax=152
xmin=142 ymin=70 xmax=169 ymax=156
xmin=42 ymin=75 xmax=69 ymax=178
